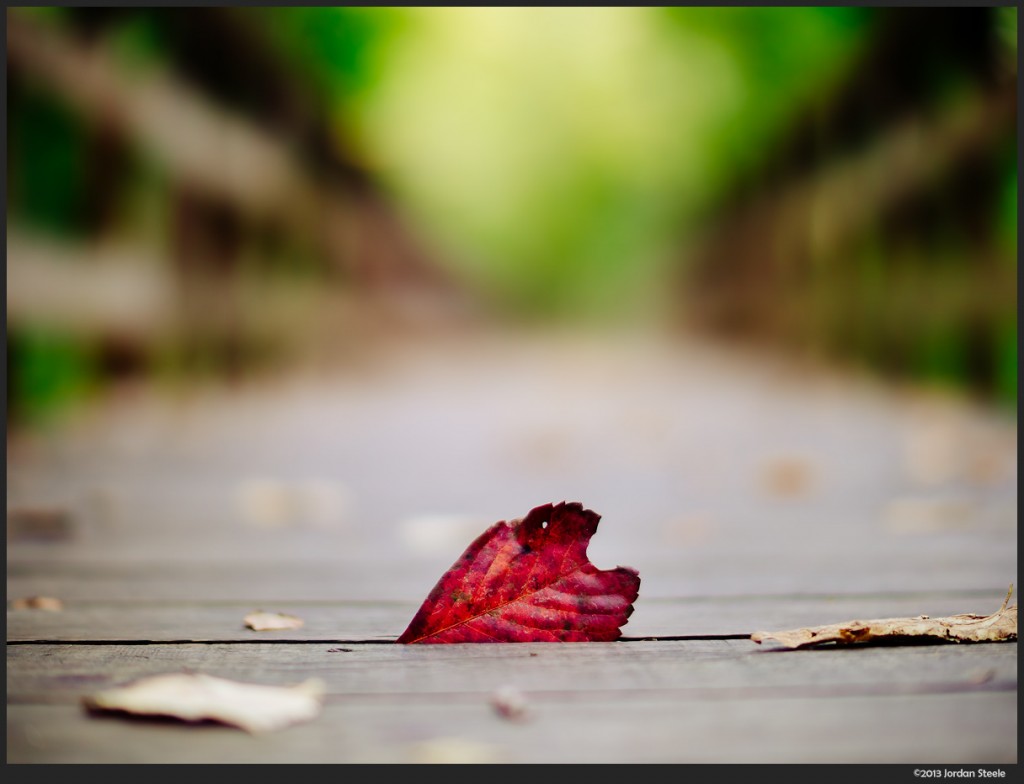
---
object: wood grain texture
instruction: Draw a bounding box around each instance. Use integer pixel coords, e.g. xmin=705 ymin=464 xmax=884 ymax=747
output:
xmin=8 ymin=692 xmax=1017 ymax=763
xmin=7 ymin=593 xmax=1014 ymax=641
xmin=7 ymin=332 xmax=1017 ymax=763
xmin=7 ymin=641 xmax=1017 ymax=704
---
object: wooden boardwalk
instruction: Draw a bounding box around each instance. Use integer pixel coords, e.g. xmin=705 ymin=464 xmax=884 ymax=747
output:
xmin=7 ymin=331 xmax=1017 ymax=763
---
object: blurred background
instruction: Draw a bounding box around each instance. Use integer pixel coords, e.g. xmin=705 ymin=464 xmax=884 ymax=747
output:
xmin=5 ymin=7 xmax=1017 ymax=599
xmin=7 ymin=6 xmax=1017 ymax=424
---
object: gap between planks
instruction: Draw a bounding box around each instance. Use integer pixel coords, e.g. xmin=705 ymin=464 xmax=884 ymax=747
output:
xmin=7 ymin=634 xmax=754 ymax=645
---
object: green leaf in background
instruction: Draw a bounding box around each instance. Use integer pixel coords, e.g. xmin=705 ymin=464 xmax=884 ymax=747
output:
xmin=8 ymin=329 xmax=98 ymax=425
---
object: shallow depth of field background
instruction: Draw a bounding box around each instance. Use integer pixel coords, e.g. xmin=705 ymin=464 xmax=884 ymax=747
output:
xmin=8 ymin=7 xmax=1017 ymax=415
xmin=6 ymin=8 xmax=1017 ymax=572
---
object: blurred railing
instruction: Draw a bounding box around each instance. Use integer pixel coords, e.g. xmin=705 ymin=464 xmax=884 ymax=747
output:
xmin=680 ymin=8 xmax=1016 ymax=405
xmin=7 ymin=9 xmax=463 ymax=424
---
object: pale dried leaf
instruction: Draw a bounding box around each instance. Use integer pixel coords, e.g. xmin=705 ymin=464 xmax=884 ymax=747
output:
xmin=490 ymin=685 xmax=529 ymax=721
xmin=902 ymin=422 xmax=962 ymax=486
xmin=882 ymin=496 xmax=973 ymax=534
xmin=409 ymin=737 xmax=502 ymax=764
xmin=83 ymin=673 xmax=324 ymax=733
xmin=752 ymin=587 xmax=1017 ymax=649
xmin=965 ymin=668 xmax=996 ymax=685
xmin=234 ymin=477 xmax=351 ymax=530
xmin=244 ymin=610 xmax=305 ymax=631
xmin=10 ymin=596 xmax=64 ymax=611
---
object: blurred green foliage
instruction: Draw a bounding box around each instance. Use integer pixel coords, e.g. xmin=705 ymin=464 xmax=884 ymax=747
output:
xmin=8 ymin=85 xmax=92 ymax=237
xmin=247 ymin=7 xmax=404 ymax=107
xmin=5 ymin=7 xmax=1016 ymax=424
xmin=8 ymin=329 xmax=99 ymax=425
xmin=246 ymin=9 xmax=865 ymax=320
xmin=662 ymin=7 xmax=872 ymax=189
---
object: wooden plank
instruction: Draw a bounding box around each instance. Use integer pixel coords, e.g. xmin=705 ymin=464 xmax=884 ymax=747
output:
xmin=9 ymin=551 xmax=1017 ymax=603
xmin=6 ymin=593 xmax=1012 ymax=641
xmin=7 ymin=641 xmax=1016 ymax=703
xmin=8 ymin=332 xmax=1015 ymax=607
xmin=6 ymin=603 xmax=406 ymax=643
xmin=7 ymin=692 xmax=1017 ymax=763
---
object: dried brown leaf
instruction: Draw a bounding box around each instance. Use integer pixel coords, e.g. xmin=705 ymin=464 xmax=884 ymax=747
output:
xmin=760 ymin=457 xmax=813 ymax=498
xmin=244 ymin=610 xmax=305 ymax=631
xmin=7 ymin=506 xmax=73 ymax=541
xmin=10 ymin=596 xmax=64 ymax=611
xmin=751 ymin=587 xmax=1017 ymax=649
xmin=83 ymin=673 xmax=324 ymax=733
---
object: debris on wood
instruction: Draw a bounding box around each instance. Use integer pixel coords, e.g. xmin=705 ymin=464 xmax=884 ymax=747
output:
xmin=751 ymin=586 xmax=1017 ymax=649
xmin=760 ymin=457 xmax=813 ymax=498
xmin=409 ymin=737 xmax=502 ymax=764
xmin=235 ymin=479 xmax=295 ymax=528
xmin=234 ymin=477 xmax=350 ymax=530
xmin=882 ymin=496 xmax=972 ymax=535
xmin=83 ymin=673 xmax=325 ymax=733
xmin=7 ymin=506 xmax=73 ymax=541
xmin=902 ymin=420 xmax=962 ymax=486
xmin=490 ymin=685 xmax=529 ymax=721
xmin=244 ymin=610 xmax=305 ymax=631
xmin=965 ymin=668 xmax=996 ymax=685
xmin=661 ymin=513 xmax=714 ymax=546
xmin=10 ymin=596 xmax=64 ymax=611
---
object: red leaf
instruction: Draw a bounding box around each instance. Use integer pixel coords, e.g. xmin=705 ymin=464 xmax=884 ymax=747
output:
xmin=397 ymin=502 xmax=640 ymax=644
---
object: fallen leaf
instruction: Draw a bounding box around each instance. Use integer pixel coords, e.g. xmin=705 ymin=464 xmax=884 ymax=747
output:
xmin=235 ymin=479 xmax=294 ymax=528
xmin=397 ymin=501 xmax=640 ymax=644
xmin=409 ymin=737 xmax=502 ymax=764
xmin=10 ymin=596 xmax=64 ymax=611
xmin=234 ymin=477 xmax=350 ymax=530
xmin=490 ymin=685 xmax=529 ymax=721
xmin=965 ymin=668 xmax=996 ymax=685
xmin=761 ymin=457 xmax=814 ymax=498
xmin=751 ymin=587 xmax=1017 ymax=649
xmin=661 ymin=513 xmax=714 ymax=546
xmin=7 ymin=506 xmax=73 ymax=541
xmin=83 ymin=673 xmax=324 ymax=733
xmin=244 ymin=610 xmax=305 ymax=631
xmin=882 ymin=496 xmax=973 ymax=534
xmin=902 ymin=421 xmax=962 ymax=486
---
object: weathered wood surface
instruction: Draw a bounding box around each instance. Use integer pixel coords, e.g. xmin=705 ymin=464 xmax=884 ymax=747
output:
xmin=8 ymin=641 xmax=1017 ymax=702
xmin=9 ymin=693 xmax=1016 ymax=764
xmin=6 ymin=332 xmax=1017 ymax=763
xmin=7 ymin=593 xmax=1012 ymax=642
xmin=7 ymin=641 xmax=1016 ymax=763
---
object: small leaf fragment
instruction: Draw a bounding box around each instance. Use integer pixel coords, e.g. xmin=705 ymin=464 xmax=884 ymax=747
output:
xmin=490 ymin=685 xmax=529 ymax=721
xmin=83 ymin=673 xmax=324 ymax=733
xmin=409 ymin=737 xmax=502 ymax=764
xmin=397 ymin=501 xmax=640 ymax=644
xmin=760 ymin=456 xmax=814 ymax=498
xmin=10 ymin=596 xmax=64 ymax=611
xmin=244 ymin=610 xmax=305 ymax=631
xmin=751 ymin=587 xmax=1017 ymax=649
xmin=7 ymin=506 xmax=73 ymax=541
